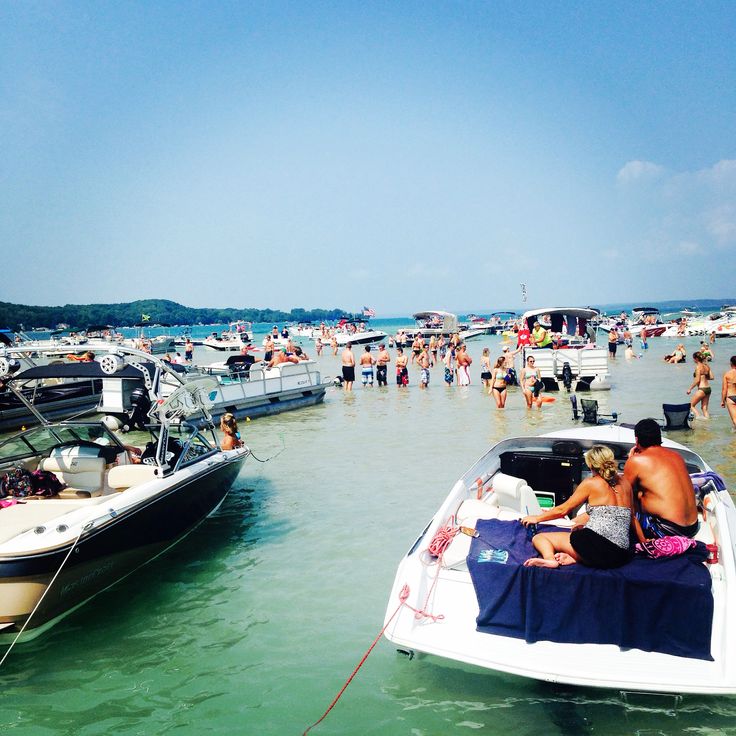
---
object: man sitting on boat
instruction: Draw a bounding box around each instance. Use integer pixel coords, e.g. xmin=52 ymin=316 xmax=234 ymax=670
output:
xmin=624 ymin=419 xmax=699 ymax=541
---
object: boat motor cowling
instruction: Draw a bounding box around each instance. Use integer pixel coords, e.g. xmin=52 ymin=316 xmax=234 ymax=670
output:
xmin=127 ymin=386 xmax=152 ymax=431
xmin=561 ymin=361 xmax=573 ymax=391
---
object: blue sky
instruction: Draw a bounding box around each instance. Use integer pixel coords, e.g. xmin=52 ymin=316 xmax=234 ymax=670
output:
xmin=2 ymin=1 xmax=735 ymax=315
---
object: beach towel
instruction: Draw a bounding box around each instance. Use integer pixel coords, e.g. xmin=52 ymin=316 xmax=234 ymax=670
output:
xmin=467 ymin=518 xmax=713 ymax=660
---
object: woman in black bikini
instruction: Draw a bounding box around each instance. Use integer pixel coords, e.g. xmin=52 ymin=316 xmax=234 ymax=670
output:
xmin=490 ymin=356 xmax=508 ymax=408
xmin=687 ymin=351 xmax=714 ymax=419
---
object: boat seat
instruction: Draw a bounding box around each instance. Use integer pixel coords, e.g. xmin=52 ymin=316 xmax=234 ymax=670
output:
xmin=107 ymin=464 xmax=158 ymax=491
xmin=38 ymin=455 xmax=105 ymax=498
xmin=487 ymin=472 xmax=542 ymax=516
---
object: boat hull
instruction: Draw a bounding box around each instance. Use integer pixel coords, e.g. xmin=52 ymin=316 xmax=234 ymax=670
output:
xmin=0 ymin=455 xmax=246 ymax=639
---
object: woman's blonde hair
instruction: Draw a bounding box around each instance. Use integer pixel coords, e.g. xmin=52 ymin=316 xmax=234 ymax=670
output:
xmin=220 ymin=413 xmax=238 ymax=434
xmin=584 ymin=444 xmax=618 ymax=485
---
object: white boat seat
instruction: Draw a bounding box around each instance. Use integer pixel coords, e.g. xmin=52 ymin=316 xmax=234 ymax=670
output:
xmin=107 ymin=464 xmax=158 ymax=491
xmin=487 ymin=472 xmax=542 ymax=516
xmin=38 ymin=455 xmax=105 ymax=498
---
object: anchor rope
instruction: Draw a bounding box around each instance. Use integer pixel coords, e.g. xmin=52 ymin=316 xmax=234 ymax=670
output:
xmin=302 ymin=584 xmax=411 ymax=735
xmin=248 ymin=433 xmax=286 ymax=463
xmin=0 ymin=522 xmax=89 ymax=669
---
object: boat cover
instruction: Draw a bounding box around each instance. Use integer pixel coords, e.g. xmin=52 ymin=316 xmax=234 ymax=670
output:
xmin=467 ymin=518 xmax=713 ymax=660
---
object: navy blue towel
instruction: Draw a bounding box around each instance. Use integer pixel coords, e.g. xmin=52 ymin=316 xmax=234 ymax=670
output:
xmin=467 ymin=518 xmax=713 ymax=661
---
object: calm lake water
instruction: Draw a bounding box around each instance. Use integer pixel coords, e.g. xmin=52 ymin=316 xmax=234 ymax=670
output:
xmin=1 ymin=325 xmax=735 ymax=735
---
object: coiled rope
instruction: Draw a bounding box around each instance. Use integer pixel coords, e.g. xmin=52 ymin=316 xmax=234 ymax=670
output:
xmin=302 ymin=584 xmax=410 ymax=735
xmin=0 ymin=522 xmax=89 ymax=669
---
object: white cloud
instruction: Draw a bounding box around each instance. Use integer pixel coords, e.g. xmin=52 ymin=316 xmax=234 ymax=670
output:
xmin=616 ymin=160 xmax=666 ymax=184
xmin=706 ymin=205 xmax=736 ymax=246
xmin=347 ymin=268 xmax=370 ymax=281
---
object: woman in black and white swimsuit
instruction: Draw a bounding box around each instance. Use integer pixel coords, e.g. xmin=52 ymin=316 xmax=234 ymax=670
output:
xmin=521 ymin=445 xmax=635 ymax=569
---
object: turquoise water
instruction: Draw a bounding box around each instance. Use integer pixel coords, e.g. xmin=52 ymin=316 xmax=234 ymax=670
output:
xmin=1 ymin=331 xmax=735 ymax=735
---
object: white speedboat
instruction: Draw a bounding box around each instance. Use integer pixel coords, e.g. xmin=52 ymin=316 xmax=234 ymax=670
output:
xmin=0 ymin=344 xmax=248 ymax=640
xmin=319 ymin=319 xmax=387 ymax=347
xmin=520 ymin=307 xmax=609 ymax=391
xmin=384 ymin=425 xmax=732 ymax=694
xmin=402 ymin=311 xmax=484 ymax=342
xmin=203 ymin=322 xmax=253 ymax=351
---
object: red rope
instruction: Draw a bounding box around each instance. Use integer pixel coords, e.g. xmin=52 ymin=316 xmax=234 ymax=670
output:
xmin=302 ymin=584 xmax=410 ymax=735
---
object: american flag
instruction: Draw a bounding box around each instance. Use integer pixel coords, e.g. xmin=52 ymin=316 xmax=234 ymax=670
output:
xmin=362 ymin=306 xmax=376 ymax=317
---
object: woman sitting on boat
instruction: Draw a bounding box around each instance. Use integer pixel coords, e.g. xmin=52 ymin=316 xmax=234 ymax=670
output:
xmin=220 ymin=413 xmax=243 ymax=450
xmin=521 ymin=445 xmax=635 ymax=569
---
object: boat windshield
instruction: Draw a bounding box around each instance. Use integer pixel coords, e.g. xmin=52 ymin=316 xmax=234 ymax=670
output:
xmin=0 ymin=422 xmax=119 ymax=465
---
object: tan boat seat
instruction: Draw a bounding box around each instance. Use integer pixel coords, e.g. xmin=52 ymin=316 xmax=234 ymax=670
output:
xmin=107 ymin=464 xmax=158 ymax=491
xmin=38 ymin=455 xmax=105 ymax=498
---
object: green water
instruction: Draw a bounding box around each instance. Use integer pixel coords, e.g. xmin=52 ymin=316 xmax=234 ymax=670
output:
xmin=1 ymin=334 xmax=735 ymax=735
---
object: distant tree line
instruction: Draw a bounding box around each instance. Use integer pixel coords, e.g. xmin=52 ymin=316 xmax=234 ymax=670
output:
xmin=0 ymin=299 xmax=357 ymax=331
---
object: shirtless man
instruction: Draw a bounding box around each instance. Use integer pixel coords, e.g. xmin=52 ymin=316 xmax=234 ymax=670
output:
xmin=376 ymin=343 xmax=390 ymax=386
xmin=417 ymin=347 xmax=430 ymax=389
xmin=722 ymin=355 xmax=736 ymax=428
xmin=268 ymin=348 xmax=299 ymax=368
xmin=623 ymin=418 xmax=698 ymax=541
xmin=395 ymin=346 xmax=409 ymax=387
xmin=341 ymin=342 xmax=355 ymax=391
xmin=359 ymin=345 xmax=375 ymax=387
xmin=501 ymin=345 xmax=521 ymax=385
xmin=455 ymin=344 xmax=472 ymax=386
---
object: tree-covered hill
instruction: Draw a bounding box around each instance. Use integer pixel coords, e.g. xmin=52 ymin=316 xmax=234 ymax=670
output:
xmin=0 ymin=299 xmax=356 ymax=331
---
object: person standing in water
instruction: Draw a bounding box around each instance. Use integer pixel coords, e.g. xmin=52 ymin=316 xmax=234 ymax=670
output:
xmin=722 ymin=355 xmax=736 ymax=429
xmin=395 ymin=347 xmax=409 ymax=387
xmin=359 ymin=345 xmax=375 ymax=387
xmin=490 ymin=356 xmax=509 ymax=408
xmin=687 ymin=351 xmax=714 ymax=419
xmin=479 ymin=347 xmax=492 ymax=394
xmin=456 ymin=344 xmax=472 ymax=386
xmin=341 ymin=342 xmax=356 ymax=392
xmin=376 ymin=343 xmax=390 ymax=386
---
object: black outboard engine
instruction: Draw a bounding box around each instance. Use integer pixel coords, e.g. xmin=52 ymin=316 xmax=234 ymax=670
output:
xmin=127 ymin=386 xmax=152 ymax=431
xmin=561 ymin=361 xmax=573 ymax=391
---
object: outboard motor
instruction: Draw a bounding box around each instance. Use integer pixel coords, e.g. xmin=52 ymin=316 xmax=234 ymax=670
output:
xmin=561 ymin=361 xmax=573 ymax=391
xmin=127 ymin=386 xmax=152 ymax=431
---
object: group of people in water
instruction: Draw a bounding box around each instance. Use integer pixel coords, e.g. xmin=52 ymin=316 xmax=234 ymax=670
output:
xmin=522 ymin=419 xmax=701 ymax=570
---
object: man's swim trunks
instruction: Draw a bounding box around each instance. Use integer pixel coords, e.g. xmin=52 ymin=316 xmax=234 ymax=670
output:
xmin=636 ymin=510 xmax=699 ymax=539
